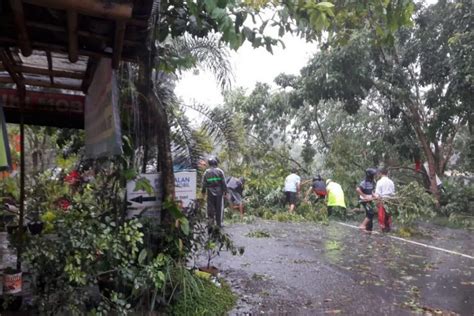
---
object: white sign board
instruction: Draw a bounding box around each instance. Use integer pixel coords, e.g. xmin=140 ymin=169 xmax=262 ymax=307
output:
xmin=127 ymin=170 xmax=197 ymax=218
xmin=127 ymin=173 xmax=162 ymax=218
xmin=174 ymin=170 xmax=197 ymax=208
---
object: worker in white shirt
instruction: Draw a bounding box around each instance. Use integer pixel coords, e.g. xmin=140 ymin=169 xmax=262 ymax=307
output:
xmin=283 ymin=168 xmax=301 ymax=213
xmin=374 ymin=168 xmax=395 ymax=232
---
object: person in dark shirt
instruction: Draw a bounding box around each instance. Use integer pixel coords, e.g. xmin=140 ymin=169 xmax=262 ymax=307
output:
xmin=201 ymin=157 xmax=227 ymax=227
xmin=356 ymin=168 xmax=377 ymax=232
xmin=311 ymin=175 xmax=327 ymax=199
xmin=226 ymin=176 xmax=245 ymax=218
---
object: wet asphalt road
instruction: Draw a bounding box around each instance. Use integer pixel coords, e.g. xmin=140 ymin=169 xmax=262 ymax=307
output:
xmin=211 ymin=219 xmax=474 ymax=315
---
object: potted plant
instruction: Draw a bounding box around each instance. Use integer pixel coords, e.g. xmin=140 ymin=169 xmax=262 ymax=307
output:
xmin=27 ymin=211 xmax=44 ymax=235
xmin=3 ymin=266 xmax=22 ymax=294
xmin=0 ymin=266 xmax=23 ymax=312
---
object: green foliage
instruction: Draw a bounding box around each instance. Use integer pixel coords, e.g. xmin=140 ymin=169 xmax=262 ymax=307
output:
xmin=440 ymin=180 xmax=474 ymax=216
xmin=439 ymin=179 xmax=474 ymax=228
xmin=246 ymin=229 xmax=271 ymax=238
xmin=0 ymin=176 xmax=19 ymax=201
xmin=168 ymin=278 xmax=236 ymax=316
xmin=134 ymin=177 xmax=155 ymax=195
xmin=157 ymin=0 xmax=415 ymax=67
xmin=272 ymin=212 xmax=305 ymax=222
xmin=384 ymin=182 xmax=437 ymax=225
xmin=21 ymin=158 xmax=174 ymax=314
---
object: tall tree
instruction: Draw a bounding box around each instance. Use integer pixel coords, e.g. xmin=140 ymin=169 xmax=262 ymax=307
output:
xmin=293 ymin=0 xmax=472 ymax=205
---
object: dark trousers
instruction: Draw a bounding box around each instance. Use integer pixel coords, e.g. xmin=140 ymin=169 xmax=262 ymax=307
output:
xmin=207 ymin=194 xmax=224 ymax=227
xmin=361 ymin=202 xmax=375 ymax=231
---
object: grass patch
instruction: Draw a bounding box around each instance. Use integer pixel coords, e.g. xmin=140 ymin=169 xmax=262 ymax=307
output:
xmin=245 ymin=230 xmax=271 ymax=238
xmin=224 ymin=213 xmax=257 ymax=225
xmin=249 ymin=203 xmax=329 ymax=224
xmin=325 ymin=240 xmax=342 ymax=251
xmin=431 ymin=214 xmax=474 ymax=230
xmin=169 ymin=278 xmax=236 ymax=316
xmin=395 ymin=226 xmax=433 ymax=239
xmin=251 ymin=273 xmax=266 ymax=281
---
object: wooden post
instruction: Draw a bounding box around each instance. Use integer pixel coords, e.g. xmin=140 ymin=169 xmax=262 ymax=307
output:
xmin=46 ymin=51 xmax=54 ymax=84
xmin=17 ymin=87 xmax=26 ymax=271
xmin=112 ymin=21 xmax=126 ymax=69
xmin=9 ymin=0 xmax=32 ymax=56
xmin=66 ymin=10 xmax=78 ymax=63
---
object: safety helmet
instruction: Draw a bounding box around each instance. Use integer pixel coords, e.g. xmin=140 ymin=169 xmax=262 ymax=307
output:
xmin=365 ymin=168 xmax=378 ymax=178
xmin=208 ymin=157 xmax=219 ymax=167
xmin=326 ymin=179 xmax=332 ymax=185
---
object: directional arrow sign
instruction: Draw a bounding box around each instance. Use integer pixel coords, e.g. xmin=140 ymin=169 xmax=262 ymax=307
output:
xmin=126 ymin=174 xmax=162 ymax=217
xmin=128 ymin=195 xmax=157 ymax=204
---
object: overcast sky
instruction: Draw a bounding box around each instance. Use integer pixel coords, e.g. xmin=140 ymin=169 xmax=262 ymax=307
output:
xmin=174 ymin=33 xmax=318 ymax=107
xmin=174 ymin=0 xmax=438 ymax=108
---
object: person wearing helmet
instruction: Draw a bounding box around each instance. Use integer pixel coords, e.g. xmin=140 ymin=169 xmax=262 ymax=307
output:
xmin=356 ymin=168 xmax=377 ymax=231
xmin=325 ymin=179 xmax=346 ymax=217
xmin=283 ymin=168 xmax=301 ymax=213
xmin=312 ymin=175 xmax=327 ymax=199
xmin=201 ymin=157 xmax=227 ymax=227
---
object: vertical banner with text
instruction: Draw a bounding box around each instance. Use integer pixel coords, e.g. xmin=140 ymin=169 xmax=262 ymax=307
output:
xmin=84 ymin=58 xmax=123 ymax=158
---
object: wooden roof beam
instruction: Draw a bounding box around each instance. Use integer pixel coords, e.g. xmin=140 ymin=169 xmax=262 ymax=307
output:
xmin=6 ymin=21 xmax=142 ymax=47
xmin=46 ymin=51 xmax=54 ymax=84
xmin=112 ymin=21 xmax=126 ymax=69
xmin=0 ymin=48 xmax=25 ymax=90
xmin=0 ymin=37 xmax=137 ymax=62
xmin=23 ymin=0 xmax=133 ymax=20
xmin=9 ymin=0 xmax=32 ymax=57
xmin=24 ymin=79 xmax=82 ymax=91
xmin=0 ymin=77 xmax=14 ymax=84
xmin=12 ymin=65 xmax=84 ymax=79
xmin=67 ymin=10 xmax=79 ymax=63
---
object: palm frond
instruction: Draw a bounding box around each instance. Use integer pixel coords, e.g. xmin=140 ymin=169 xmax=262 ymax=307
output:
xmin=169 ymin=106 xmax=210 ymax=169
xmin=171 ymin=35 xmax=233 ymax=90
xmin=182 ymin=103 xmax=240 ymax=153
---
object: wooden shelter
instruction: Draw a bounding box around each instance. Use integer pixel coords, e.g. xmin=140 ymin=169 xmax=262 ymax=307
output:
xmin=0 ymin=0 xmax=154 ymax=128
xmin=0 ymin=0 xmax=156 ymax=270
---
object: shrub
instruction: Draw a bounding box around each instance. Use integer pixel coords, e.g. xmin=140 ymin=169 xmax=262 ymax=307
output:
xmin=440 ymin=179 xmax=474 ymax=218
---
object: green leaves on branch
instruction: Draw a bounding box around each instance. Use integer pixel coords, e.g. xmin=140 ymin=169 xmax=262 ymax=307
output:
xmin=157 ymin=0 xmax=416 ymax=54
xmin=134 ymin=177 xmax=154 ymax=195
xmin=385 ymin=182 xmax=437 ymax=225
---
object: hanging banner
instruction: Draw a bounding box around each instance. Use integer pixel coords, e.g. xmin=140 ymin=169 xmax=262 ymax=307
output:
xmin=84 ymin=58 xmax=123 ymax=158
xmin=0 ymin=99 xmax=12 ymax=171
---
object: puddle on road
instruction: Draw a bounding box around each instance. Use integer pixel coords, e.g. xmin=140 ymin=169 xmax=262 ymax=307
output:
xmin=214 ymin=220 xmax=473 ymax=315
xmin=320 ymin=223 xmax=473 ymax=315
